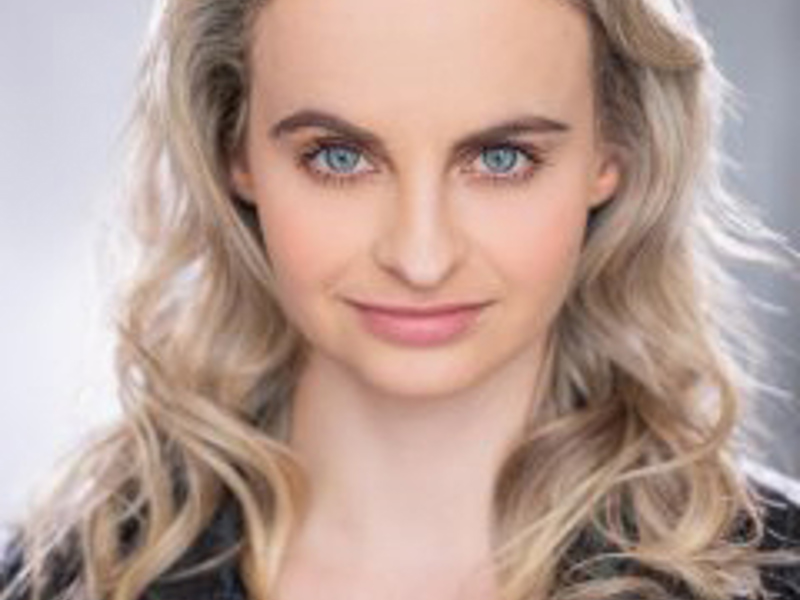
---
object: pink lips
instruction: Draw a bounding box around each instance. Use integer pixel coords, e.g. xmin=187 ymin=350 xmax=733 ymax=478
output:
xmin=348 ymin=300 xmax=491 ymax=346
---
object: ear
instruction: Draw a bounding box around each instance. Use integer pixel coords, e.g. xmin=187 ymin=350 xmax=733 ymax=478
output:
xmin=229 ymin=147 xmax=257 ymax=204
xmin=588 ymin=146 xmax=623 ymax=209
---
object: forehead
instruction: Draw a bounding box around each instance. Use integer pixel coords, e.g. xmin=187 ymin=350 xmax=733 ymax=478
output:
xmin=247 ymin=0 xmax=594 ymax=131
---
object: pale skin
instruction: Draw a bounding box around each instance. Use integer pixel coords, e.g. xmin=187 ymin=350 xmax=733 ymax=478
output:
xmin=229 ymin=0 xmax=621 ymax=597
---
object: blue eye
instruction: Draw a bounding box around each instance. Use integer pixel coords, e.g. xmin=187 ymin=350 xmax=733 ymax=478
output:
xmin=301 ymin=143 xmax=371 ymax=181
xmin=318 ymin=146 xmax=363 ymax=173
xmin=297 ymin=139 xmax=546 ymax=187
xmin=466 ymin=144 xmax=546 ymax=184
xmin=479 ymin=147 xmax=522 ymax=174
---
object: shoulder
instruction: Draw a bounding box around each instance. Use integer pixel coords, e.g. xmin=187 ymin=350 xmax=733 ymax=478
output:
xmin=140 ymin=499 xmax=245 ymax=600
xmin=560 ymin=461 xmax=800 ymax=599
xmin=740 ymin=456 xmax=800 ymax=507
xmin=740 ymin=459 xmax=800 ymax=598
xmin=739 ymin=457 xmax=800 ymax=547
xmin=0 ymin=525 xmax=85 ymax=600
xmin=0 ymin=525 xmax=29 ymax=600
xmin=0 ymin=500 xmax=243 ymax=600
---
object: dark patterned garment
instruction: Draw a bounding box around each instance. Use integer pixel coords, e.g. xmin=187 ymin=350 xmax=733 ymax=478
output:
xmin=2 ymin=466 xmax=799 ymax=600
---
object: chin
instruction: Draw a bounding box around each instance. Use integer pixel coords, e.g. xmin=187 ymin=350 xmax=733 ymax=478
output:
xmin=341 ymin=343 xmax=499 ymax=403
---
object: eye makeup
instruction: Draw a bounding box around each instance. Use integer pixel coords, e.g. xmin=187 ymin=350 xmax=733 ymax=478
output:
xmin=293 ymin=136 xmax=551 ymax=189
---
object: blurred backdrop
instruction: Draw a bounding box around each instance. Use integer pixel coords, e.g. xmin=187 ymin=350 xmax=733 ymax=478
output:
xmin=0 ymin=1 xmax=798 ymax=522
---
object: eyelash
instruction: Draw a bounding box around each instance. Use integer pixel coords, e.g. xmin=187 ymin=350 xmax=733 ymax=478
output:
xmin=295 ymin=137 xmax=549 ymax=188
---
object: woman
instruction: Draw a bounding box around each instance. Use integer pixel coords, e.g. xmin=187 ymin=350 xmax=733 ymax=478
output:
xmin=2 ymin=0 xmax=799 ymax=599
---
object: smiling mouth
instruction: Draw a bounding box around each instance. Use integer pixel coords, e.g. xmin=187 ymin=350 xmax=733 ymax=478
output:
xmin=346 ymin=300 xmax=493 ymax=346
xmin=345 ymin=299 xmax=494 ymax=317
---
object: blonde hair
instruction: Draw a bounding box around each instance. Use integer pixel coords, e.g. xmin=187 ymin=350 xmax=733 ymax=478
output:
xmin=3 ymin=1 xmax=799 ymax=600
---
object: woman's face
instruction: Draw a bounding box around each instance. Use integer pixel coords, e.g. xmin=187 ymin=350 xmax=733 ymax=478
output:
xmin=231 ymin=0 xmax=620 ymax=399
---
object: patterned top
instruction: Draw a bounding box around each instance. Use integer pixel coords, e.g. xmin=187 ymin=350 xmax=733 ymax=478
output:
xmin=2 ymin=462 xmax=799 ymax=600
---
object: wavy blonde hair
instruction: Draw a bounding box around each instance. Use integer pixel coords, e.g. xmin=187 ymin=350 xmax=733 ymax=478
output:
xmin=3 ymin=1 xmax=799 ymax=599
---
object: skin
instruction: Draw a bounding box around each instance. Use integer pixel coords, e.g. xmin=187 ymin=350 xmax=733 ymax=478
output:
xmin=230 ymin=0 xmax=621 ymax=597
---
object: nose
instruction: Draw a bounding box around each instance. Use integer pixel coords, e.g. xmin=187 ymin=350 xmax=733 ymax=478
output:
xmin=372 ymin=177 xmax=468 ymax=290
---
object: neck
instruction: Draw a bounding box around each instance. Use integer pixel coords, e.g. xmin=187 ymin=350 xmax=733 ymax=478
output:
xmin=285 ymin=340 xmax=550 ymax=570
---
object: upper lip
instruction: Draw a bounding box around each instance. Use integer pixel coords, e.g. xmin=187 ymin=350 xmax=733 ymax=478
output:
xmin=346 ymin=299 xmax=493 ymax=316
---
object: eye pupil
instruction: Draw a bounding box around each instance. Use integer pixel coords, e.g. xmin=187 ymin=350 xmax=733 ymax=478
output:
xmin=303 ymin=142 xmax=538 ymax=187
xmin=483 ymin=147 xmax=518 ymax=173
xmin=324 ymin=147 xmax=360 ymax=172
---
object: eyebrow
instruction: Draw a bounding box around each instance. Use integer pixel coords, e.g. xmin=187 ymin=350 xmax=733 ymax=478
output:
xmin=269 ymin=108 xmax=571 ymax=159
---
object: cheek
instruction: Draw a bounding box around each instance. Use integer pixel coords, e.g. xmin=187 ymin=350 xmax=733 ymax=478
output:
xmin=478 ymin=180 xmax=589 ymax=316
xmin=517 ymin=204 xmax=584 ymax=283
xmin=253 ymin=182 xmax=368 ymax=307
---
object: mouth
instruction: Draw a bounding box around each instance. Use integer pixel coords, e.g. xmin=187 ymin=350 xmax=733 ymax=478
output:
xmin=345 ymin=299 xmax=494 ymax=346
xmin=345 ymin=299 xmax=494 ymax=317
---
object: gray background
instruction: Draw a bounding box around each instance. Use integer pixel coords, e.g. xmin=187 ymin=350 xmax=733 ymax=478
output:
xmin=0 ymin=1 xmax=798 ymax=522
xmin=692 ymin=1 xmax=800 ymax=476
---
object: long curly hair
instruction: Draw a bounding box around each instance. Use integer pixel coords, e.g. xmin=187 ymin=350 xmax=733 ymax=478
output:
xmin=3 ymin=1 xmax=799 ymax=599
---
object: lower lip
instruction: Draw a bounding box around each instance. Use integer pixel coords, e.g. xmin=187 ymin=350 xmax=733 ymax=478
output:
xmin=352 ymin=304 xmax=488 ymax=346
